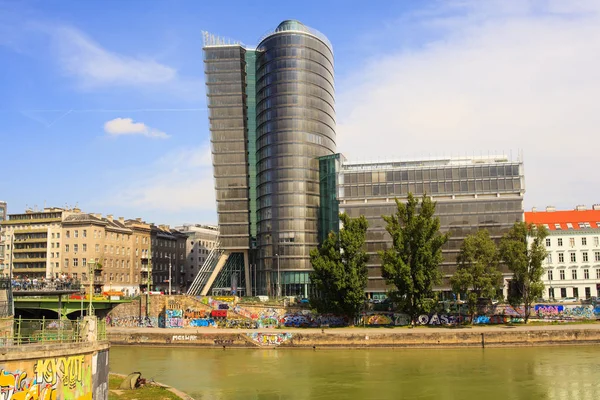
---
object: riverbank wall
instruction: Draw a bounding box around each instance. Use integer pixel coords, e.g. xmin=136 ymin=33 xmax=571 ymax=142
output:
xmin=107 ymin=325 xmax=600 ymax=349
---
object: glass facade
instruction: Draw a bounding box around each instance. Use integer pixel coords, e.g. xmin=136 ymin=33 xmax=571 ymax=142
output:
xmin=204 ymin=45 xmax=251 ymax=250
xmin=338 ymin=157 xmax=525 ymax=295
xmin=318 ymin=154 xmax=342 ymax=243
xmin=203 ymin=21 xmax=335 ymax=296
xmin=255 ymin=21 xmax=336 ymax=295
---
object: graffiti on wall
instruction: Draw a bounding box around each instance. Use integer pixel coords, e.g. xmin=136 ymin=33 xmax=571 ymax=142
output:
xmin=164 ymin=309 xmax=183 ymax=328
xmin=92 ymin=350 xmax=108 ymax=400
xmin=0 ymin=354 xmax=92 ymax=400
xmin=247 ymin=333 xmax=293 ymax=346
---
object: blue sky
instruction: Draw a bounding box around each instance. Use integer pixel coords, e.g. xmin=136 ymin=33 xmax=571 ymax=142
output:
xmin=2 ymin=0 xmax=600 ymax=226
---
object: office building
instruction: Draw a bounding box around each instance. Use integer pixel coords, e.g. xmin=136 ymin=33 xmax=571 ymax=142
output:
xmin=525 ymin=205 xmax=600 ymax=300
xmin=197 ymin=20 xmax=335 ymax=297
xmin=336 ymin=155 xmax=525 ymax=298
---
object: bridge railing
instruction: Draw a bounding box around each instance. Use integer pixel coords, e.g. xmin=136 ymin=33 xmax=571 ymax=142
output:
xmin=12 ymin=279 xmax=84 ymax=292
xmin=0 ymin=317 xmax=107 ymax=346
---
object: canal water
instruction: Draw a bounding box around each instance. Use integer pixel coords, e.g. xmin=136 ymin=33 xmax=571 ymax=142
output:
xmin=109 ymin=345 xmax=600 ymax=399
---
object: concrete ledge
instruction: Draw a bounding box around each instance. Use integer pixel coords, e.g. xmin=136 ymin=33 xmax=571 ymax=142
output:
xmin=107 ymin=327 xmax=600 ymax=349
xmin=0 ymin=340 xmax=110 ymax=362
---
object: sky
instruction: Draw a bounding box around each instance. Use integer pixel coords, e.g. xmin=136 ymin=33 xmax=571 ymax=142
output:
xmin=1 ymin=0 xmax=599 ymax=226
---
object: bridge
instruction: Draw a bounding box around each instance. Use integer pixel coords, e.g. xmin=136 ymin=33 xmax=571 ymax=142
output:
xmin=13 ymin=291 xmax=132 ymax=319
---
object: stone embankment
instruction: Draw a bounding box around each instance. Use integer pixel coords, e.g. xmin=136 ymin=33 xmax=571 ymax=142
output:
xmin=108 ymin=324 xmax=600 ymax=349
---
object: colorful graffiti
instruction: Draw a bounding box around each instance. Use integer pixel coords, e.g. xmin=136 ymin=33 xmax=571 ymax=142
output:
xmin=188 ymin=318 xmax=216 ymax=327
xmin=164 ymin=309 xmax=183 ymax=328
xmin=0 ymin=354 xmax=92 ymax=400
xmin=247 ymin=333 xmax=293 ymax=346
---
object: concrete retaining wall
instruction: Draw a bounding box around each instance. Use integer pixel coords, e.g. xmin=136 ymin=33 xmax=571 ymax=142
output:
xmin=0 ymin=341 xmax=110 ymax=399
xmin=107 ymin=328 xmax=600 ymax=349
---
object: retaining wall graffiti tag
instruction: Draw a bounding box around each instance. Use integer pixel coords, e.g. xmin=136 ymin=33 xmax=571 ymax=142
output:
xmin=172 ymin=335 xmax=198 ymax=341
xmin=0 ymin=354 xmax=92 ymax=400
xmin=188 ymin=318 xmax=216 ymax=327
xmin=164 ymin=309 xmax=183 ymax=328
xmin=247 ymin=333 xmax=293 ymax=346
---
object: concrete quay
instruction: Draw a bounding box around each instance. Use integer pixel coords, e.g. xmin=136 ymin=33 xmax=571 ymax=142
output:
xmin=108 ymin=323 xmax=600 ymax=349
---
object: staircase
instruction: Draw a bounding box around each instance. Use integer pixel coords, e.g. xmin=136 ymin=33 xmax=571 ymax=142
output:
xmin=186 ymin=246 xmax=227 ymax=296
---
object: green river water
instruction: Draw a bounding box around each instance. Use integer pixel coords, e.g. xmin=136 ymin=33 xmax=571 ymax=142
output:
xmin=109 ymin=345 xmax=600 ymax=400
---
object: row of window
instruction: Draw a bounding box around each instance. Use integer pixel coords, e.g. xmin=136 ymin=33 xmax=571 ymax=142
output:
xmin=546 ymin=237 xmax=600 ymax=247
xmin=547 ymin=268 xmax=600 ymax=280
xmin=548 ymin=287 xmax=598 ymax=299
xmin=546 ymin=251 xmax=600 ymax=263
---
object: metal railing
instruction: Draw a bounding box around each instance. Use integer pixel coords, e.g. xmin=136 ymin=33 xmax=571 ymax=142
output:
xmin=0 ymin=317 xmax=106 ymax=346
xmin=12 ymin=279 xmax=83 ymax=291
xmin=187 ymin=244 xmax=224 ymax=296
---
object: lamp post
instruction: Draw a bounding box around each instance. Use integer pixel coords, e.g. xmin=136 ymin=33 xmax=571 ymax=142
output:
xmin=168 ymin=255 xmax=172 ymax=296
xmin=275 ymin=253 xmax=281 ymax=299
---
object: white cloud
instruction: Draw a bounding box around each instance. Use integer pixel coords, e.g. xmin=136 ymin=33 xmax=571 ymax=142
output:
xmin=104 ymin=145 xmax=215 ymax=214
xmin=337 ymin=0 xmax=600 ymax=210
xmin=49 ymin=26 xmax=176 ymax=87
xmin=104 ymin=117 xmax=169 ymax=139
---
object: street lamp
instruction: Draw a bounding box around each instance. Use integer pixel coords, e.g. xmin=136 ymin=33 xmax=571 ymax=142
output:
xmin=275 ymin=253 xmax=280 ymax=299
xmin=168 ymin=255 xmax=172 ymax=296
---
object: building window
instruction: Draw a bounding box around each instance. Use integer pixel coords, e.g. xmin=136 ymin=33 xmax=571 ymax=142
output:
xmin=74 ymin=244 xmax=78 ymax=253
xmin=558 ymin=238 xmax=563 ymax=247
xmin=546 ymin=254 xmax=552 ymax=264
xmin=65 ymin=244 xmax=69 ymax=253
xmin=74 ymin=230 xmax=78 ymax=238
xmin=73 ymin=273 xmax=78 ymax=280
xmin=561 ymin=288 xmax=567 ymax=298
xmin=594 ymin=237 xmax=599 ymax=247
xmin=83 ymin=230 xmax=87 ymax=238
xmin=595 ymin=251 xmax=600 ymax=262
xmin=560 ymin=270 xmax=565 ymax=280
xmin=567 ymin=223 xmax=574 ymax=230
xmin=570 ymin=253 xmax=576 ymax=262
xmin=96 ymin=244 xmax=100 ymax=253
xmin=573 ymin=287 xmax=579 ymax=298
xmin=547 ymin=270 xmax=553 ymax=281
xmin=64 ymin=258 xmax=69 ymax=268
xmin=582 ymin=237 xmax=587 ymax=246
xmin=549 ymin=287 xmax=555 ymax=299
xmin=585 ymin=287 xmax=591 ymax=299
xmin=545 ymin=238 xmax=551 ymax=247
xmin=597 ymin=269 xmax=600 ymax=279
xmin=82 ymin=244 xmax=87 ymax=252
xmin=558 ymin=253 xmax=564 ymax=263
xmin=83 ymin=258 xmax=87 ymax=267
xmin=569 ymin=238 xmax=575 ymax=247
xmin=66 ymin=231 xmax=70 ymax=238
xmin=572 ymin=270 xmax=577 ymax=280
xmin=73 ymin=258 xmax=78 ymax=267
xmin=584 ymin=269 xmax=589 ymax=279
xmin=583 ymin=252 xmax=588 ymax=262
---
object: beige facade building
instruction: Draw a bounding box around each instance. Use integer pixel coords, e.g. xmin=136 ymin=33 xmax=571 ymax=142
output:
xmin=1 ymin=207 xmax=152 ymax=294
xmin=175 ymin=224 xmax=219 ymax=290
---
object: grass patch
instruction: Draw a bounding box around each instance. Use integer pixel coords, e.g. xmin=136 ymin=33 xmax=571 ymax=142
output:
xmin=108 ymin=374 xmax=184 ymax=400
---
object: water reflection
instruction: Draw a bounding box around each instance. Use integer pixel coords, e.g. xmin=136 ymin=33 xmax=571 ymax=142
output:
xmin=109 ymin=346 xmax=600 ymax=399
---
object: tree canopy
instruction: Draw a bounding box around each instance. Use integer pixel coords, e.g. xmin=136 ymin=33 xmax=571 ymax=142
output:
xmin=499 ymin=222 xmax=548 ymax=323
xmin=450 ymin=229 xmax=502 ymax=321
xmin=309 ymin=213 xmax=369 ymax=321
xmin=380 ymin=193 xmax=449 ymax=324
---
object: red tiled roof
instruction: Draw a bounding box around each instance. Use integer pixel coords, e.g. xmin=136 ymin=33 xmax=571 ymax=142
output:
xmin=525 ymin=209 xmax=600 ymax=230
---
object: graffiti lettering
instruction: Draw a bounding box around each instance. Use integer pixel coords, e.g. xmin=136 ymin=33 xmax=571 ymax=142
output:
xmin=213 ymin=339 xmax=234 ymax=345
xmin=172 ymin=335 xmax=198 ymax=341
xmin=247 ymin=333 xmax=292 ymax=346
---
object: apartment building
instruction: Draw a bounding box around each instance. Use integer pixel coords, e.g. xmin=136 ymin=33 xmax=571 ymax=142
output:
xmin=151 ymin=225 xmax=187 ymax=294
xmin=1 ymin=207 xmax=66 ymax=279
xmin=61 ymin=213 xmax=152 ymax=295
xmin=175 ymin=224 xmax=219 ymax=290
xmin=525 ymin=205 xmax=600 ymax=300
xmin=0 ymin=201 xmax=7 ymax=271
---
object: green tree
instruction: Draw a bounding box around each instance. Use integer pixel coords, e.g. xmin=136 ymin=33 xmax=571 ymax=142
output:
xmin=450 ymin=229 xmax=502 ymax=322
xmin=380 ymin=193 xmax=449 ymax=324
xmin=499 ymin=222 xmax=548 ymax=323
xmin=309 ymin=213 xmax=369 ymax=322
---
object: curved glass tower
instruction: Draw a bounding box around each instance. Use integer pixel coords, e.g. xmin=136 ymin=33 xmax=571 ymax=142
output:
xmin=202 ymin=20 xmax=335 ymax=297
xmin=255 ymin=21 xmax=335 ymax=296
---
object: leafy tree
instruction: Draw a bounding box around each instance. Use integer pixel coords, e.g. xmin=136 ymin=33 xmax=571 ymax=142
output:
xmin=309 ymin=213 xmax=369 ymax=322
xmin=450 ymin=229 xmax=502 ymax=322
xmin=380 ymin=193 xmax=449 ymax=324
xmin=499 ymin=222 xmax=548 ymax=323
